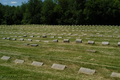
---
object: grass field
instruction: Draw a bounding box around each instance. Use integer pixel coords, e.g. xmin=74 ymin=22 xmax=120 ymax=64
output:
xmin=0 ymin=25 xmax=120 ymax=80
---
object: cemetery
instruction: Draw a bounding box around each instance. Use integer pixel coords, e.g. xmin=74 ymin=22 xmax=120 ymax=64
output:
xmin=0 ymin=25 xmax=120 ymax=80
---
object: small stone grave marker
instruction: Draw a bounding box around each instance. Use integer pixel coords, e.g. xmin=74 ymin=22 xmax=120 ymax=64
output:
xmin=88 ymin=41 xmax=95 ymax=44
xmin=58 ymin=37 xmax=63 ymax=38
xmin=44 ymin=41 xmax=49 ymax=43
xmin=78 ymin=67 xmax=96 ymax=75
xmin=51 ymin=36 xmax=55 ymax=38
xmin=14 ymin=59 xmax=24 ymax=64
xmin=102 ymin=42 xmax=109 ymax=45
xmin=76 ymin=39 xmax=82 ymax=43
xmin=12 ymin=38 xmax=16 ymax=41
xmin=111 ymin=72 xmax=120 ymax=78
xmin=31 ymin=44 xmax=38 ymax=47
xmin=51 ymin=63 xmax=66 ymax=70
xmin=36 ymin=40 xmax=40 ymax=42
xmin=31 ymin=61 xmax=43 ymax=67
xmin=53 ymin=39 xmax=58 ymax=42
xmin=118 ymin=42 xmax=120 ymax=46
xmin=20 ymin=38 xmax=24 ymax=41
xmin=30 ymin=35 xmax=34 ymax=37
xmin=43 ymin=35 xmax=47 ymax=38
xmin=28 ymin=39 xmax=32 ymax=41
xmin=6 ymin=37 xmax=10 ymax=40
xmin=1 ymin=56 xmax=10 ymax=60
xmin=63 ymin=39 xmax=70 ymax=43
xmin=23 ymin=43 xmax=29 ymax=46
xmin=23 ymin=35 xmax=27 ymax=37
xmin=2 ymin=37 xmax=6 ymax=39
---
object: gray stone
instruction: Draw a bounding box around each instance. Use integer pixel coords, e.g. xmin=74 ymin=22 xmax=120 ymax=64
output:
xmin=2 ymin=37 xmax=6 ymax=39
xmin=31 ymin=61 xmax=43 ymax=66
xmin=111 ymin=72 xmax=120 ymax=78
xmin=43 ymin=35 xmax=47 ymax=38
xmin=23 ymin=35 xmax=27 ymax=37
xmin=28 ymin=39 xmax=32 ymax=41
xmin=58 ymin=37 xmax=63 ymax=38
xmin=51 ymin=36 xmax=55 ymax=38
xmin=53 ymin=39 xmax=58 ymax=42
xmin=20 ymin=38 xmax=24 ymax=41
xmin=76 ymin=39 xmax=82 ymax=43
xmin=51 ymin=63 xmax=66 ymax=70
xmin=23 ymin=43 xmax=29 ymax=45
xmin=88 ymin=41 xmax=95 ymax=44
xmin=30 ymin=35 xmax=34 ymax=37
xmin=44 ymin=41 xmax=49 ymax=43
xmin=102 ymin=42 xmax=109 ymax=45
xmin=6 ymin=37 xmax=10 ymax=40
xmin=78 ymin=67 xmax=96 ymax=75
xmin=1 ymin=56 xmax=10 ymax=60
xmin=63 ymin=39 xmax=70 ymax=43
xmin=12 ymin=38 xmax=16 ymax=41
xmin=31 ymin=44 xmax=38 ymax=47
xmin=36 ymin=40 xmax=40 ymax=42
xmin=14 ymin=59 xmax=24 ymax=64
xmin=118 ymin=42 xmax=120 ymax=46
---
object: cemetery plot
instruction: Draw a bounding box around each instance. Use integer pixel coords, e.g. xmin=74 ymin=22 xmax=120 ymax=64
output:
xmin=1 ymin=56 xmax=10 ymax=60
xmin=51 ymin=63 xmax=66 ymax=70
xmin=78 ymin=67 xmax=96 ymax=75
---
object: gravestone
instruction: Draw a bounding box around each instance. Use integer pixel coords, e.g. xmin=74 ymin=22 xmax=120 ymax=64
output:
xmin=118 ymin=42 xmax=120 ymax=46
xmin=20 ymin=38 xmax=24 ymax=41
xmin=12 ymin=38 xmax=16 ymax=41
xmin=1 ymin=56 xmax=10 ymax=60
xmin=63 ymin=39 xmax=70 ymax=43
xmin=51 ymin=36 xmax=55 ymax=38
xmin=86 ymin=50 xmax=97 ymax=53
xmin=30 ymin=35 xmax=34 ymax=37
xmin=36 ymin=40 xmax=40 ymax=42
xmin=78 ymin=67 xmax=96 ymax=75
xmin=51 ymin=63 xmax=66 ymax=70
xmin=111 ymin=72 xmax=120 ymax=78
xmin=31 ymin=44 xmax=38 ymax=47
xmin=44 ymin=41 xmax=49 ymax=43
xmin=31 ymin=61 xmax=43 ymax=66
xmin=53 ymin=39 xmax=58 ymax=42
xmin=23 ymin=35 xmax=27 ymax=37
xmin=76 ymin=39 xmax=82 ymax=43
xmin=58 ymin=37 xmax=63 ymax=38
xmin=102 ymin=42 xmax=109 ymax=45
xmin=43 ymin=35 xmax=47 ymax=38
xmin=2 ymin=37 xmax=6 ymax=39
xmin=28 ymin=39 xmax=32 ymax=41
xmin=88 ymin=41 xmax=95 ymax=44
xmin=6 ymin=37 xmax=10 ymax=40
xmin=14 ymin=59 xmax=24 ymax=64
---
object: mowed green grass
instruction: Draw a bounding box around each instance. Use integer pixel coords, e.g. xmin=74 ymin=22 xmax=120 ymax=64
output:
xmin=0 ymin=25 xmax=120 ymax=80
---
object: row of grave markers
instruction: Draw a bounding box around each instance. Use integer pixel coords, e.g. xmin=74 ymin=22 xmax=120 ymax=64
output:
xmin=2 ymin=37 xmax=120 ymax=46
xmin=1 ymin=56 xmax=120 ymax=78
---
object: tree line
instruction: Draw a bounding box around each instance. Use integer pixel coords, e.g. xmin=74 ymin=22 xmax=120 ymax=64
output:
xmin=0 ymin=0 xmax=120 ymax=25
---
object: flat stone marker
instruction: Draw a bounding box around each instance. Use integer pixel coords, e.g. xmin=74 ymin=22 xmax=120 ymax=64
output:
xmin=2 ymin=37 xmax=6 ymax=39
xmin=78 ymin=67 xmax=96 ymax=75
xmin=28 ymin=39 xmax=32 ymax=41
xmin=102 ymin=42 xmax=109 ymax=45
xmin=43 ymin=35 xmax=47 ymax=38
xmin=30 ymin=35 xmax=34 ymax=37
xmin=12 ymin=38 xmax=16 ymax=41
xmin=86 ymin=50 xmax=97 ymax=53
xmin=36 ymin=40 xmax=40 ymax=42
xmin=31 ymin=61 xmax=43 ymax=67
xmin=88 ymin=41 xmax=95 ymax=44
xmin=63 ymin=39 xmax=70 ymax=43
xmin=23 ymin=35 xmax=27 ymax=37
xmin=51 ymin=36 xmax=55 ymax=38
xmin=51 ymin=63 xmax=66 ymax=70
xmin=14 ymin=59 xmax=24 ymax=64
xmin=53 ymin=39 xmax=58 ymax=42
xmin=23 ymin=43 xmax=29 ymax=45
xmin=1 ymin=56 xmax=10 ymax=60
xmin=118 ymin=42 xmax=120 ymax=46
xmin=20 ymin=38 xmax=24 ymax=41
xmin=58 ymin=37 xmax=63 ymax=38
xmin=111 ymin=72 xmax=120 ymax=78
xmin=31 ymin=44 xmax=38 ymax=47
xmin=6 ymin=37 xmax=10 ymax=40
xmin=76 ymin=39 xmax=82 ymax=43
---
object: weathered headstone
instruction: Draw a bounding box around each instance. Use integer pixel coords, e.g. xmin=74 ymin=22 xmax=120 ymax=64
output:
xmin=44 ymin=41 xmax=49 ymax=43
xmin=53 ymin=39 xmax=58 ymax=42
xmin=36 ymin=40 xmax=40 ymax=42
xmin=118 ymin=42 xmax=120 ymax=46
xmin=6 ymin=37 xmax=10 ymax=40
xmin=28 ymin=39 xmax=32 ymax=41
xmin=14 ymin=59 xmax=24 ymax=64
xmin=20 ymin=38 xmax=24 ymax=41
xmin=63 ymin=39 xmax=70 ymax=43
xmin=58 ymin=37 xmax=63 ymax=38
xmin=111 ymin=72 xmax=120 ymax=78
xmin=30 ymin=35 xmax=34 ymax=37
xmin=12 ymin=38 xmax=16 ymax=41
xmin=31 ymin=61 xmax=43 ymax=67
xmin=102 ymin=42 xmax=109 ymax=45
xmin=2 ymin=37 xmax=6 ymax=39
xmin=88 ymin=41 xmax=95 ymax=44
xmin=42 ymin=35 xmax=47 ymax=38
xmin=31 ymin=44 xmax=38 ymax=47
xmin=76 ymin=39 xmax=82 ymax=43
xmin=51 ymin=36 xmax=55 ymax=38
xmin=23 ymin=43 xmax=29 ymax=45
xmin=23 ymin=35 xmax=27 ymax=37
xmin=78 ymin=67 xmax=96 ymax=75
xmin=1 ymin=56 xmax=10 ymax=60
xmin=51 ymin=63 xmax=66 ymax=70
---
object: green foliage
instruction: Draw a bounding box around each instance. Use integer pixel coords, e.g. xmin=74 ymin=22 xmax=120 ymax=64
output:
xmin=0 ymin=0 xmax=120 ymax=25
